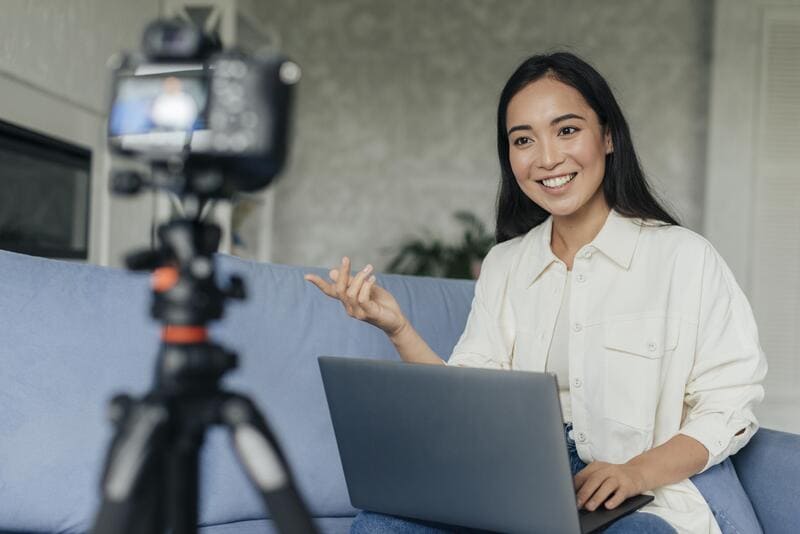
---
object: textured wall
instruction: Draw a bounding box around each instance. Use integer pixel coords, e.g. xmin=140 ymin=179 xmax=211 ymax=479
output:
xmin=254 ymin=0 xmax=712 ymax=272
xmin=0 ymin=0 xmax=159 ymax=115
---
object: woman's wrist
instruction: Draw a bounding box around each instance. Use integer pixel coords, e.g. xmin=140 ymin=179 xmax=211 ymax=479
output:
xmin=387 ymin=316 xmax=444 ymax=365
xmin=623 ymin=433 xmax=708 ymax=493
xmin=388 ymin=318 xmax=411 ymax=344
xmin=622 ymin=457 xmax=652 ymax=494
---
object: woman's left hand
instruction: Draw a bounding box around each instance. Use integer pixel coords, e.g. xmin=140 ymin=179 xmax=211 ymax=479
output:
xmin=574 ymin=461 xmax=647 ymax=511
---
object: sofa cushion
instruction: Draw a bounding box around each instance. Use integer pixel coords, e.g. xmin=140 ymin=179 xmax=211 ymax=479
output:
xmin=690 ymin=458 xmax=762 ymax=534
xmin=0 ymin=251 xmax=474 ymax=533
xmin=730 ymin=428 xmax=800 ymax=534
xmin=0 ymin=251 xmax=156 ymax=533
xmin=203 ymin=256 xmax=474 ymax=524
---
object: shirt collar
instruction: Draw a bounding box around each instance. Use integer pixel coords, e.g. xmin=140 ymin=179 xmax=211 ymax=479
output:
xmin=520 ymin=209 xmax=643 ymax=286
xmin=591 ymin=209 xmax=643 ymax=269
xmin=520 ymin=216 xmax=558 ymax=286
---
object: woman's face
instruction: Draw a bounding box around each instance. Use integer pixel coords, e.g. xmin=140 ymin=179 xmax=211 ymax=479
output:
xmin=506 ymin=77 xmax=612 ymax=219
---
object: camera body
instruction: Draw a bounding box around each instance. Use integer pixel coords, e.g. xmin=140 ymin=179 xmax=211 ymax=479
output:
xmin=107 ymin=19 xmax=299 ymax=197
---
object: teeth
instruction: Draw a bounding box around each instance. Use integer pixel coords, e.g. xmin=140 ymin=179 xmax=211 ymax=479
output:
xmin=541 ymin=173 xmax=576 ymax=188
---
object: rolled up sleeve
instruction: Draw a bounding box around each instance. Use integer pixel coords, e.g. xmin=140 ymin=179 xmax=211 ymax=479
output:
xmin=679 ymin=244 xmax=767 ymax=472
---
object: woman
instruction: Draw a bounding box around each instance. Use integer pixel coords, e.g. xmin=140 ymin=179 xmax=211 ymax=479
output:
xmin=305 ymin=53 xmax=766 ymax=534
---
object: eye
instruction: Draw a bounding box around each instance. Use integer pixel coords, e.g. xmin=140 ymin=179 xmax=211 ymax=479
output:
xmin=558 ymin=126 xmax=579 ymax=136
xmin=513 ymin=136 xmax=532 ymax=146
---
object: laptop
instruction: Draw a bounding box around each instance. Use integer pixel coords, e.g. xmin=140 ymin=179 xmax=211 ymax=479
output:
xmin=318 ymin=356 xmax=653 ymax=534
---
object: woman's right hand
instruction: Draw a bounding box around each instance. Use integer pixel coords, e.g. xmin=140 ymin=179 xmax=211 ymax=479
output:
xmin=304 ymin=256 xmax=408 ymax=338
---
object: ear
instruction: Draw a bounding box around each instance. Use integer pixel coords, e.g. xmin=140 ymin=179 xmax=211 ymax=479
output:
xmin=604 ymin=128 xmax=614 ymax=155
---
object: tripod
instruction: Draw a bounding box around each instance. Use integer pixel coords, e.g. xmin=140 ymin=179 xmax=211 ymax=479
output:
xmin=91 ymin=210 xmax=318 ymax=534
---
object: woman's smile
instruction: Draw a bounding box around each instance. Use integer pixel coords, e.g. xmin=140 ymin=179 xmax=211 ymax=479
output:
xmin=537 ymin=171 xmax=578 ymax=191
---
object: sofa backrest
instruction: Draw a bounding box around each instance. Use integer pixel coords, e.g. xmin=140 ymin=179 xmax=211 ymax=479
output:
xmin=0 ymin=251 xmax=475 ymax=533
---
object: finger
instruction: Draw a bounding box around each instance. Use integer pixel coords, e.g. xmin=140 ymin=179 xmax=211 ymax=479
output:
xmin=583 ymin=477 xmax=618 ymax=512
xmin=576 ymin=471 xmax=610 ymax=510
xmin=335 ymin=256 xmax=350 ymax=296
xmin=303 ymin=274 xmax=337 ymax=297
xmin=344 ymin=266 xmax=374 ymax=320
xmin=574 ymin=461 xmax=604 ymax=490
xmin=604 ymin=487 xmax=628 ymax=510
xmin=346 ymin=264 xmax=373 ymax=301
xmin=358 ymin=274 xmax=376 ymax=303
xmin=358 ymin=274 xmax=379 ymax=311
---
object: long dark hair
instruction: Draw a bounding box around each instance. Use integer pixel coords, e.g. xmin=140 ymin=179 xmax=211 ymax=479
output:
xmin=495 ymin=52 xmax=679 ymax=243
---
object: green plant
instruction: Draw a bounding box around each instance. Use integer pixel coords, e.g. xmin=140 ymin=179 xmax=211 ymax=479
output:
xmin=385 ymin=211 xmax=495 ymax=279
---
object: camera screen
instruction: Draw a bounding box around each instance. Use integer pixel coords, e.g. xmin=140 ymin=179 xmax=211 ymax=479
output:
xmin=108 ymin=68 xmax=211 ymax=154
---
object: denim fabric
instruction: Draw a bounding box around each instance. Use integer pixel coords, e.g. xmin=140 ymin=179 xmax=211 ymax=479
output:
xmin=350 ymin=424 xmax=676 ymax=534
xmin=565 ymin=422 xmax=587 ymax=476
xmin=598 ymin=513 xmax=676 ymax=533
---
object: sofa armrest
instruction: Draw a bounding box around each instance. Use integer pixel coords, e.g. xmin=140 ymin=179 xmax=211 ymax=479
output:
xmin=730 ymin=428 xmax=800 ymax=533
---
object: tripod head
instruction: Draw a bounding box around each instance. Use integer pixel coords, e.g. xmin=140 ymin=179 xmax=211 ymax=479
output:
xmin=124 ymin=212 xmax=244 ymax=393
xmin=126 ymin=214 xmax=243 ymax=326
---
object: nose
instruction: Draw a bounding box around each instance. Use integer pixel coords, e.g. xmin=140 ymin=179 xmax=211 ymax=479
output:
xmin=537 ymin=139 xmax=565 ymax=170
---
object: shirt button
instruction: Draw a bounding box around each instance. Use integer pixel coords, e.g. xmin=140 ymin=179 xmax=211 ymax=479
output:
xmin=577 ymin=432 xmax=587 ymax=443
xmin=573 ymin=323 xmax=583 ymax=333
xmin=576 ymin=273 xmax=586 ymax=283
xmin=647 ymin=342 xmax=657 ymax=352
xmin=583 ymin=250 xmax=593 ymax=259
xmin=573 ymin=377 xmax=582 ymax=388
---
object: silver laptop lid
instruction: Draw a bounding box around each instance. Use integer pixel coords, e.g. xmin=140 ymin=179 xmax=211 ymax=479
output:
xmin=318 ymin=356 xmax=582 ymax=534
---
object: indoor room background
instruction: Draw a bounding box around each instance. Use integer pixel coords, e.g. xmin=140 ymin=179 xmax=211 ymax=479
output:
xmin=0 ymin=0 xmax=797 ymax=432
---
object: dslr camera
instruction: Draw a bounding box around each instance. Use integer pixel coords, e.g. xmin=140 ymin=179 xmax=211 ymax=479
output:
xmin=107 ymin=18 xmax=300 ymax=198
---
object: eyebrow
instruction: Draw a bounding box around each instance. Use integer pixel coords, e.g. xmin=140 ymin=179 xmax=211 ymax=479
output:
xmin=507 ymin=113 xmax=587 ymax=136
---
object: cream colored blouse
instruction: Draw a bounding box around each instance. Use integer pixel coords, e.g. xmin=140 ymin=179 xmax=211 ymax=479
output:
xmin=447 ymin=209 xmax=767 ymax=534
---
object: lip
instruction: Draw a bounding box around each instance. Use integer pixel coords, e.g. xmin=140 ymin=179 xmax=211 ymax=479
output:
xmin=536 ymin=172 xmax=577 ymax=193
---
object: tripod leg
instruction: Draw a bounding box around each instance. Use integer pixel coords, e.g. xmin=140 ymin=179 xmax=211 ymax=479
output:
xmin=220 ymin=395 xmax=319 ymax=534
xmin=92 ymin=397 xmax=169 ymax=534
xmin=168 ymin=428 xmax=201 ymax=534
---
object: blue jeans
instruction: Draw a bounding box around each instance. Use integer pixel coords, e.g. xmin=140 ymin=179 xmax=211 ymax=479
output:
xmin=350 ymin=424 xmax=676 ymax=533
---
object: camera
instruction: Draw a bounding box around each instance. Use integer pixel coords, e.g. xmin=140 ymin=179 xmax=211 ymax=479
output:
xmin=107 ymin=19 xmax=300 ymax=197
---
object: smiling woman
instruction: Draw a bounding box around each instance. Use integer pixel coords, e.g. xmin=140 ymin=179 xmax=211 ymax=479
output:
xmin=308 ymin=52 xmax=767 ymax=534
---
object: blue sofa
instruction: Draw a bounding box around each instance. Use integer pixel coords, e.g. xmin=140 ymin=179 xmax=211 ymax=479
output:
xmin=1 ymin=250 xmax=798 ymax=533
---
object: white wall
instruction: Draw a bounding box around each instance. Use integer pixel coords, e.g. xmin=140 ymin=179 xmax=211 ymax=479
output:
xmin=705 ymin=0 xmax=800 ymax=433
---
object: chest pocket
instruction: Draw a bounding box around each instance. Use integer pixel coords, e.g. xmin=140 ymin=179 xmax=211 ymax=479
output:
xmin=602 ymin=314 xmax=680 ymax=430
